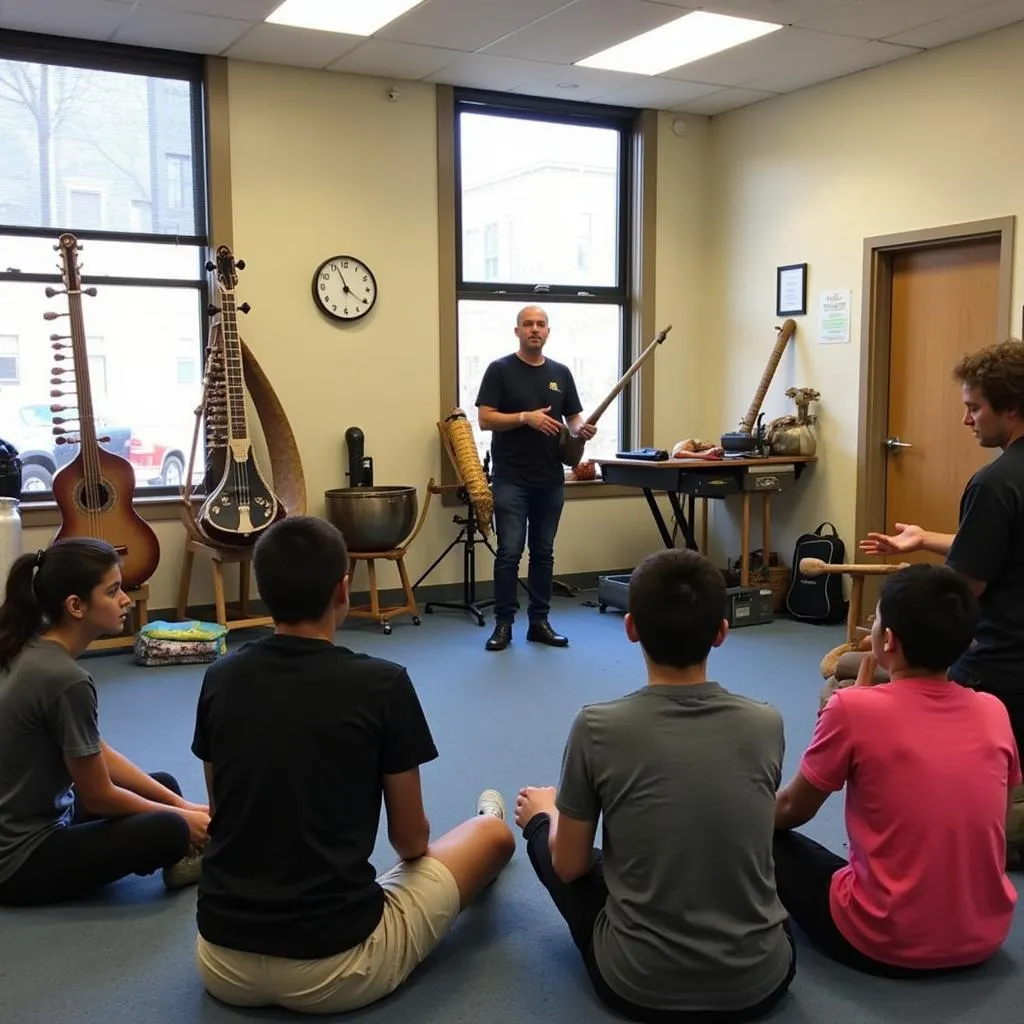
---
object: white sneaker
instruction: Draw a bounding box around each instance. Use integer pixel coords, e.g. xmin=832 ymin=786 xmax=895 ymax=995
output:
xmin=476 ymin=789 xmax=506 ymax=820
xmin=162 ymin=849 xmax=202 ymax=890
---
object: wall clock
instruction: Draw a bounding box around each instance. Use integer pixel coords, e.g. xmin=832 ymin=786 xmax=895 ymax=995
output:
xmin=312 ymin=255 xmax=377 ymax=322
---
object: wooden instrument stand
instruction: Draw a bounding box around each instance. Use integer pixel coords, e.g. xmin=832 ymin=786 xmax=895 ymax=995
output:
xmin=345 ymin=481 xmax=436 ymax=635
xmin=177 ymin=539 xmax=272 ymax=632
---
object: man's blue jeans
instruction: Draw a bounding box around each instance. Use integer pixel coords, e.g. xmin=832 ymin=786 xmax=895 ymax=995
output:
xmin=492 ymin=479 xmax=565 ymax=624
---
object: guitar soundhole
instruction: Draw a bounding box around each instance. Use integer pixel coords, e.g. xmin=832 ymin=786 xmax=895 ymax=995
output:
xmin=76 ymin=480 xmax=115 ymax=514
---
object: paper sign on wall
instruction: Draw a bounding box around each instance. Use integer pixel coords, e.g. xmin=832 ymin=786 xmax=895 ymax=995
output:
xmin=819 ymin=289 xmax=851 ymax=344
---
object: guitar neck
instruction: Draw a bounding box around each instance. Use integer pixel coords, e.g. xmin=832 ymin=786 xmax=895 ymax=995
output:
xmin=66 ymin=287 xmax=100 ymax=457
xmin=586 ymin=329 xmax=669 ymax=426
xmin=220 ymin=293 xmax=250 ymax=443
xmin=740 ymin=319 xmax=796 ymax=433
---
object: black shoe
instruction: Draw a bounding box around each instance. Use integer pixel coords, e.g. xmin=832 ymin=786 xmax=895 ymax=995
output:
xmin=485 ymin=623 xmax=512 ymax=651
xmin=526 ymin=620 xmax=569 ymax=647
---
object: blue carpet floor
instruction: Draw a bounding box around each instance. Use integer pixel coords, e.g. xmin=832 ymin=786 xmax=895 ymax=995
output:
xmin=2 ymin=595 xmax=1022 ymax=1023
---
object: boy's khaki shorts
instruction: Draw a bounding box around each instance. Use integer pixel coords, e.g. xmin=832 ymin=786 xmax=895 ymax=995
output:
xmin=196 ymin=856 xmax=461 ymax=1015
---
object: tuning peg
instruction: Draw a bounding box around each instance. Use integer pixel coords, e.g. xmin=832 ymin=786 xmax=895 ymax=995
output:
xmin=207 ymin=304 xmax=219 ymax=316
xmin=53 ymin=353 xmax=69 ymax=361
xmin=43 ymin=311 xmax=67 ymax=321
xmin=44 ymin=286 xmax=65 ymax=298
xmin=83 ymin=287 xmax=97 ymax=297
xmin=49 ymin=404 xmax=67 ymax=413
xmin=205 ymin=260 xmax=216 ymax=271
xmin=49 ymin=334 xmax=70 ymax=341
xmin=239 ymin=302 xmax=251 ymax=314
xmin=54 ymin=435 xmax=79 ymax=446
xmin=236 ymin=259 xmax=245 ymax=270
xmin=50 ymin=390 xmax=67 ymax=398
xmin=96 ymin=435 xmax=110 ymax=444
xmin=52 ymin=416 xmax=69 ymax=425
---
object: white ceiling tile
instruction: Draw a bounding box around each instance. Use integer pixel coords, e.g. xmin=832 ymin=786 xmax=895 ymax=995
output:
xmin=651 ymin=0 xmax=847 ymax=24
xmin=423 ymin=52 xmax=543 ymax=91
xmin=746 ymin=38 xmax=919 ymax=91
xmin=0 ymin=0 xmax=131 ymax=41
xmin=481 ymin=0 xmax=687 ymax=65
xmin=798 ymin=0 xmax=997 ymax=40
xmin=660 ymin=26 xmax=883 ymax=86
xmin=223 ymin=22 xmax=363 ymax=68
xmin=375 ymin=0 xmax=571 ymax=52
xmin=588 ymin=76 xmax=722 ymax=108
xmin=112 ymin=8 xmax=251 ymax=54
xmin=674 ymin=86 xmax=777 ymax=115
xmin=131 ymin=0 xmax=280 ymax=19
xmin=325 ymin=40 xmax=456 ymax=80
xmin=885 ymin=0 xmax=1024 ymax=48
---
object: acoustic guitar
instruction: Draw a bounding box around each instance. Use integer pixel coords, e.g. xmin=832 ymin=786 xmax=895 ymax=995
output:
xmin=197 ymin=246 xmax=285 ymax=546
xmin=558 ymin=325 xmax=671 ymax=467
xmin=47 ymin=233 xmax=160 ymax=589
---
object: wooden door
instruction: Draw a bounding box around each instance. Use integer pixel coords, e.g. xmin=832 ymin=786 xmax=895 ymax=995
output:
xmin=885 ymin=238 xmax=1001 ymax=564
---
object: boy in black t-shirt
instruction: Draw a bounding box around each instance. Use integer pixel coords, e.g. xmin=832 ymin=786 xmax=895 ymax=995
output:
xmin=191 ymin=516 xmax=514 ymax=1015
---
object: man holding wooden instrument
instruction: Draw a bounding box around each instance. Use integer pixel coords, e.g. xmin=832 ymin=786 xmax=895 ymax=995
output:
xmin=475 ymin=306 xmax=596 ymax=652
xmin=861 ymin=340 xmax=1024 ymax=860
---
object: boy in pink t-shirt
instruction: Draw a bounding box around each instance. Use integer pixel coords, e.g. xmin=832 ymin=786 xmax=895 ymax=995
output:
xmin=774 ymin=564 xmax=1020 ymax=976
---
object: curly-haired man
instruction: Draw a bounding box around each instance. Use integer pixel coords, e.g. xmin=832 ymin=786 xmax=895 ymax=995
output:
xmin=861 ymin=339 xmax=1024 ymax=861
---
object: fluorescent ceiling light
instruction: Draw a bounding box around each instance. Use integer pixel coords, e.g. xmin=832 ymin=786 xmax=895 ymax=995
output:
xmin=576 ymin=11 xmax=782 ymax=76
xmin=265 ymin=0 xmax=425 ymax=36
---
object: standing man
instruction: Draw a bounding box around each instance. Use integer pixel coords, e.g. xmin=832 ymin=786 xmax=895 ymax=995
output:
xmin=475 ymin=306 xmax=596 ymax=652
xmin=861 ymin=339 xmax=1024 ymax=857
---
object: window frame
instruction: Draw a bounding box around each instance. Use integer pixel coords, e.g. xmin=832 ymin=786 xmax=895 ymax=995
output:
xmin=438 ymin=86 xmax=658 ymax=498
xmin=0 ymin=29 xmax=212 ymax=511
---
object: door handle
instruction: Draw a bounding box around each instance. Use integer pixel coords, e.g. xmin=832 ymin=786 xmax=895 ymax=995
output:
xmin=884 ymin=436 xmax=912 ymax=452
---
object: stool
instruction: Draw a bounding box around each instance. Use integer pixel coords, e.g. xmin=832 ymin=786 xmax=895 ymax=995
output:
xmin=176 ymin=538 xmax=273 ymax=632
xmin=88 ymin=585 xmax=150 ymax=653
xmin=348 ymin=548 xmax=422 ymax=635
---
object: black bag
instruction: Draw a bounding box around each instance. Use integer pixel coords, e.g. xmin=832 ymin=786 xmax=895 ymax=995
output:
xmin=785 ymin=522 xmax=847 ymax=624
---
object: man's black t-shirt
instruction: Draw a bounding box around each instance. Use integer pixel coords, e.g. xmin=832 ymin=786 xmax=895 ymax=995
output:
xmin=946 ymin=437 xmax=1024 ymax=692
xmin=191 ymin=635 xmax=438 ymax=959
xmin=475 ymin=353 xmax=583 ymax=488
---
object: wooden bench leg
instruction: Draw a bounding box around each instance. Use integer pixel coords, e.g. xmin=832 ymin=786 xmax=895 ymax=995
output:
xmin=396 ymin=556 xmax=417 ymax=613
xmin=212 ymin=560 xmax=228 ymax=627
xmin=177 ymin=546 xmax=195 ymax=619
xmin=367 ymin=560 xmax=380 ymax=617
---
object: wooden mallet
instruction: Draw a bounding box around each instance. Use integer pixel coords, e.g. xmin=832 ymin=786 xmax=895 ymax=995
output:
xmin=798 ymin=557 xmax=910 ymax=645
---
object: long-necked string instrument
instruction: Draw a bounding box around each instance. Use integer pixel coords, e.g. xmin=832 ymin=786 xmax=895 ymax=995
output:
xmin=720 ymin=319 xmax=797 ymax=452
xmin=558 ymin=324 xmax=671 ymax=467
xmin=195 ymin=246 xmax=285 ymax=546
xmin=799 ymin=557 xmax=909 ymax=646
xmin=47 ymin=233 xmax=160 ymax=589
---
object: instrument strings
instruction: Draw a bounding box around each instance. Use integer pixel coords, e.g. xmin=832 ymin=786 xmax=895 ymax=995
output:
xmin=221 ymin=291 xmax=252 ymax=516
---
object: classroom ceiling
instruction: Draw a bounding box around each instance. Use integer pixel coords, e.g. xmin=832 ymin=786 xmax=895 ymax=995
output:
xmin=1 ymin=0 xmax=1023 ymax=115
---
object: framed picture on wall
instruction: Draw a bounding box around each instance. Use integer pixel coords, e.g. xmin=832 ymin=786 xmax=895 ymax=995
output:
xmin=776 ymin=263 xmax=808 ymax=316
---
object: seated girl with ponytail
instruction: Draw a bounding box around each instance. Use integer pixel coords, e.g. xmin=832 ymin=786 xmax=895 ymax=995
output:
xmin=0 ymin=538 xmax=209 ymax=906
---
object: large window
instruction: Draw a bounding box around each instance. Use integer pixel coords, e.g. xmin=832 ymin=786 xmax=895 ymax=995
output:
xmin=0 ymin=34 xmax=208 ymax=500
xmin=454 ymin=92 xmax=638 ymax=467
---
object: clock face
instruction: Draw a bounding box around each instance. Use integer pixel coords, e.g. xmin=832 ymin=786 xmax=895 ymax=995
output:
xmin=312 ymin=255 xmax=377 ymax=322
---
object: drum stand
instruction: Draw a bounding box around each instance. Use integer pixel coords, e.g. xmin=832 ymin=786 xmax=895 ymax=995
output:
xmin=414 ymin=457 xmax=543 ymax=627
xmin=414 ymin=484 xmax=497 ymax=626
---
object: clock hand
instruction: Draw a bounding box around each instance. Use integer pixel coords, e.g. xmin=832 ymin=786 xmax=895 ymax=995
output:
xmin=333 ymin=264 xmax=352 ymax=294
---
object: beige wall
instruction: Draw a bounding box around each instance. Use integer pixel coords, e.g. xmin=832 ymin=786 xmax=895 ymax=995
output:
xmin=706 ymin=21 xmax=1024 ymax=566
xmin=20 ymin=63 xmax=714 ymax=610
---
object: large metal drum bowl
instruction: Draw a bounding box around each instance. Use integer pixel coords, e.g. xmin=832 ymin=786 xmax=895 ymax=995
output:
xmin=324 ymin=486 xmax=418 ymax=553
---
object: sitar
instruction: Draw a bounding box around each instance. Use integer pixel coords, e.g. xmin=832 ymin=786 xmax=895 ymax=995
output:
xmin=720 ymin=318 xmax=797 ymax=452
xmin=48 ymin=233 xmax=160 ymax=589
xmin=558 ymin=324 xmax=671 ymax=466
xmin=196 ymin=246 xmax=285 ymax=546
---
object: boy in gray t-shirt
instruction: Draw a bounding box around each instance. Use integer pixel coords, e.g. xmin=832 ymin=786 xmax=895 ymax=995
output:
xmin=514 ymin=549 xmax=795 ymax=1021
